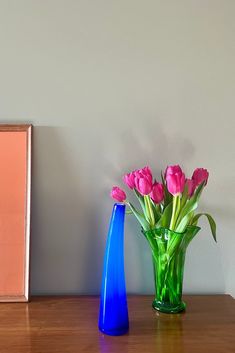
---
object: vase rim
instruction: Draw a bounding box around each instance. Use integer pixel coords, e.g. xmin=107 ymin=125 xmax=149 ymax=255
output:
xmin=143 ymin=225 xmax=201 ymax=236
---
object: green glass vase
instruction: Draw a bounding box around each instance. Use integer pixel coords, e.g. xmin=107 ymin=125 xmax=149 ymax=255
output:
xmin=144 ymin=226 xmax=200 ymax=313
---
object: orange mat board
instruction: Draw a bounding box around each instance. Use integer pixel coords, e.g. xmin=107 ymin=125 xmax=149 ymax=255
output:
xmin=0 ymin=126 xmax=31 ymax=301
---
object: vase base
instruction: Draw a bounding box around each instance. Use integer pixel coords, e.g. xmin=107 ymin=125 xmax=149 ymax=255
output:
xmin=152 ymin=299 xmax=186 ymax=314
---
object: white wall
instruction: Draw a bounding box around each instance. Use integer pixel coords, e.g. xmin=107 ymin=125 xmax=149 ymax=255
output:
xmin=0 ymin=1 xmax=234 ymax=296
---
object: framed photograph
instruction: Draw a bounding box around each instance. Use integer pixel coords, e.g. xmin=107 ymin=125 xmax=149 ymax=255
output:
xmin=0 ymin=125 xmax=32 ymax=302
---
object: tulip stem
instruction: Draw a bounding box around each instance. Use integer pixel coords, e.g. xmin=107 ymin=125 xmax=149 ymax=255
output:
xmin=144 ymin=195 xmax=155 ymax=228
xmin=175 ymin=196 xmax=181 ymax=227
xmin=170 ymin=196 xmax=178 ymax=230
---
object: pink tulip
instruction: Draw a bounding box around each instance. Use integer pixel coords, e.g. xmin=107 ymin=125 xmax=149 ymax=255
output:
xmin=123 ymin=172 xmax=136 ymax=189
xmin=141 ymin=166 xmax=153 ymax=180
xmin=186 ymin=178 xmax=195 ymax=197
xmin=110 ymin=186 xmax=126 ymax=202
xmin=165 ymin=165 xmax=185 ymax=196
xmin=135 ymin=177 xmax=152 ymax=195
xmin=134 ymin=166 xmax=153 ymax=195
xmin=192 ymin=168 xmax=209 ymax=187
xmin=150 ymin=182 xmax=164 ymax=204
xmin=134 ymin=166 xmax=153 ymax=184
xmin=165 ymin=165 xmax=182 ymax=179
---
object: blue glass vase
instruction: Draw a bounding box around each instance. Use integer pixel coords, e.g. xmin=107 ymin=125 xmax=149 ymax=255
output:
xmin=98 ymin=203 xmax=129 ymax=336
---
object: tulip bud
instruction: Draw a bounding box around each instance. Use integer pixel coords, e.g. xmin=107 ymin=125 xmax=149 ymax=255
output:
xmin=135 ymin=177 xmax=152 ymax=195
xmin=110 ymin=186 xmax=126 ymax=202
xmin=192 ymin=168 xmax=209 ymax=187
xmin=123 ymin=172 xmax=136 ymax=189
xmin=150 ymin=182 xmax=164 ymax=204
xmin=186 ymin=178 xmax=195 ymax=198
xmin=134 ymin=166 xmax=153 ymax=195
xmin=165 ymin=165 xmax=185 ymax=196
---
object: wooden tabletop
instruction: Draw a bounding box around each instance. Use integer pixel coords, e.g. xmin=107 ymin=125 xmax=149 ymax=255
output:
xmin=0 ymin=295 xmax=234 ymax=353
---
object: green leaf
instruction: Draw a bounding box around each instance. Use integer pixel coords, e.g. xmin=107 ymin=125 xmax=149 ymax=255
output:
xmin=156 ymin=201 xmax=173 ymax=228
xmin=180 ymin=183 xmax=189 ymax=210
xmin=134 ymin=189 xmax=148 ymax=219
xmin=176 ymin=182 xmax=205 ymax=228
xmin=175 ymin=211 xmax=194 ymax=233
xmin=183 ymin=224 xmax=201 ymax=247
xmin=191 ymin=213 xmax=217 ymax=242
xmin=128 ymin=202 xmax=149 ymax=231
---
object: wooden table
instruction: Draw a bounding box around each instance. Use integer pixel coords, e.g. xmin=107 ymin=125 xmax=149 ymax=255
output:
xmin=0 ymin=295 xmax=234 ymax=353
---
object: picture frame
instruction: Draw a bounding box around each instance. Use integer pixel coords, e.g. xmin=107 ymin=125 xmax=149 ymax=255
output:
xmin=0 ymin=124 xmax=32 ymax=302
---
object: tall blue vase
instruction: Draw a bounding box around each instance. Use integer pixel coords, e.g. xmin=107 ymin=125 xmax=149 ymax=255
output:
xmin=98 ymin=203 xmax=129 ymax=336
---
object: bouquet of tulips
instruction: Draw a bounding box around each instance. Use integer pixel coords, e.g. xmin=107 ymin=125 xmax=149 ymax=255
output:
xmin=110 ymin=165 xmax=216 ymax=241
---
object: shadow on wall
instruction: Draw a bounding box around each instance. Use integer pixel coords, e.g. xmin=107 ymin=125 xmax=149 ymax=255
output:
xmin=29 ymin=120 xmax=225 ymax=295
xmin=30 ymin=126 xmax=104 ymax=294
xmin=100 ymin=119 xmax=195 ymax=186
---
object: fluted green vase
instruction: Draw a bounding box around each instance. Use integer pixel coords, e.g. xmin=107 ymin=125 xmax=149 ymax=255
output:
xmin=144 ymin=226 xmax=200 ymax=313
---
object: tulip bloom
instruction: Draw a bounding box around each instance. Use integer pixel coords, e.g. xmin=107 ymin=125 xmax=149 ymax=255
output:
xmin=123 ymin=172 xmax=136 ymax=189
xmin=186 ymin=178 xmax=195 ymax=197
xmin=165 ymin=165 xmax=185 ymax=196
xmin=150 ymin=182 xmax=164 ymax=204
xmin=165 ymin=165 xmax=182 ymax=178
xmin=192 ymin=168 xmax=209 ymax=187
xmin=110 ymin=186 xmax=126 ymax=202
xmin=134 ymin=166 xmax=153 ymax=195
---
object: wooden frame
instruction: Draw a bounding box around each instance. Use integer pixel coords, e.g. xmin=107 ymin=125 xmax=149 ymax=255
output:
xmin=0 ymin=124 xmax=32 ymax=302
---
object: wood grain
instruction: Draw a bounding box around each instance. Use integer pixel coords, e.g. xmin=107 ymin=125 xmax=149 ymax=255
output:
xmin=0 ymin=295 xmax=234 ymax=353
xmin=0 ymin=125 xmax=32 ymax=131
